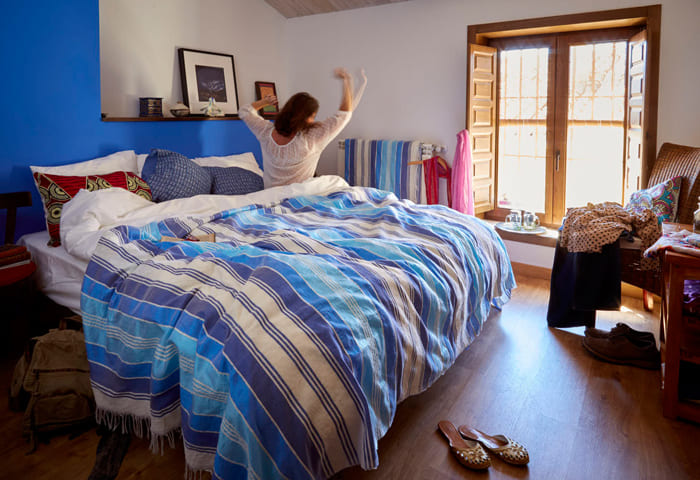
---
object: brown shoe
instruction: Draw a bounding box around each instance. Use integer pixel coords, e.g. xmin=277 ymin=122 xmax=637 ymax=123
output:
xmin=584 ymin=322 xmax=655 ymax=342
xmin=582 ymin=333 xmax=660 ymax=369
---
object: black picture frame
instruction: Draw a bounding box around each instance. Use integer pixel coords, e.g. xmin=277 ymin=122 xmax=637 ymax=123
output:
xmin=178 ymin=48 xmax=239 ymax=116
xmin=254 ymin=81 xmax=279 ymax=118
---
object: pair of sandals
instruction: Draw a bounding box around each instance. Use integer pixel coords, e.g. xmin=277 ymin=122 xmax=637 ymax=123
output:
xmin=438 ymin=421 xmax=529 ymax=470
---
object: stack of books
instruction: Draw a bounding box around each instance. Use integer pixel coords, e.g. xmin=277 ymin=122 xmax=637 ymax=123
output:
xmin=0 ymin=244 xmax=36 ymax=286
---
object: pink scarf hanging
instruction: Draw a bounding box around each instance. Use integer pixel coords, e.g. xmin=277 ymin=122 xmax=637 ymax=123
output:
xmin=451 ymin=129 xmax=474 ymax=215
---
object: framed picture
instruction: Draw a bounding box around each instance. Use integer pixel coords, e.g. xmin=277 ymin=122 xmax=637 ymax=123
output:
xmin=178 ymin=48 xmax=239 ymax=116
xmin=255 ymin=81 xmax=279 ymax=118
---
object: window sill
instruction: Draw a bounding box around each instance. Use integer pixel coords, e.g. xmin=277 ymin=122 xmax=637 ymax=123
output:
xmin=483 ymin=219 xmax=558 ymax=248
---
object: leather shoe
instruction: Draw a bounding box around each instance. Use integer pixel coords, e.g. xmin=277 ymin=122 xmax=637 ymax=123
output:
xmin=584 ymin=322 xmax=655 ymax=342
xmin=582 ymin=333 xmax=660 ymax=369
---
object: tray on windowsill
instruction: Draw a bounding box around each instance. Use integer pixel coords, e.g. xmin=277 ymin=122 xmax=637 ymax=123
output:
xmin=495 ymin=222 xmax=546 ymax=235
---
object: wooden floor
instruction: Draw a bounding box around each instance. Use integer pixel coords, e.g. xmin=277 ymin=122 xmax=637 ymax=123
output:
xmin=1 ymin=275 xmax=698 ymax=480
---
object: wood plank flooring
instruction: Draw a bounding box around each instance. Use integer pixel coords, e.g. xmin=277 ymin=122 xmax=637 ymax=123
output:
xmin=0 ymin=275 xmax=698 ymax=479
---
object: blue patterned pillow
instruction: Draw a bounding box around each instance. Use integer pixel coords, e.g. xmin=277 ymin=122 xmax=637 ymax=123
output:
xmin=205 ymin=167 xmax=264 ymax=195
xmin=141 ymin=149 xmax=212 ymax=202
xmin=625 ymin=176 xmax=682 ymax=223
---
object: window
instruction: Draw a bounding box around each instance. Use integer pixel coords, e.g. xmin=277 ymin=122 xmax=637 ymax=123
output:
xmin=467 ymin=6 xmax=660 ymax=226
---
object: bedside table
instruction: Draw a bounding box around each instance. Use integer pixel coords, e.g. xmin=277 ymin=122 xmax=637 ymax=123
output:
xmin=661 ymin=250 xmax=700 ymax=423
xmin=1 ymin=191 xmax=37 ymax=356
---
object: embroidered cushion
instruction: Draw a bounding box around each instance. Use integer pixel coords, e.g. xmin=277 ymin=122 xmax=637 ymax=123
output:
xmin=141 ymin=149 xmax=212 ymax=202
xmin=625 ymin=176 xmax=682 ymax=223
xmin=205 ymin=166 xmax=264 ymax=195
xmin=33 ymin=170 xmax=152 ymax=246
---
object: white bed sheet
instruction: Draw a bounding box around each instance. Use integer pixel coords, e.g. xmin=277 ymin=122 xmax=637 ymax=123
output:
xmin=18 ymin=230 xmax=88 ymax=314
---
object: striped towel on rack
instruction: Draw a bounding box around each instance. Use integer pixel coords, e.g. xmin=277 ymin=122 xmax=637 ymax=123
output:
xmin=343 ymin=139 xmax=426 ymax=204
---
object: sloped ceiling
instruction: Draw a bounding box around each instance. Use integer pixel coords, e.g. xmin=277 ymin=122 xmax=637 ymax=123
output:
xmin=263 ymin=0 xmax=411 ymax=18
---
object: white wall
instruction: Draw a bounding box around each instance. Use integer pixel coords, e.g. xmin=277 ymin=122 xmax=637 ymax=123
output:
xmin=100 ymin=0 xmax=288 ymax=117
xmin=283 ymin=0 xmax=700 ymax=267
xmin=284 ymin=0 xmax=700 ymax=176
xmin=99 ymin=0 xmax=700 ymax=267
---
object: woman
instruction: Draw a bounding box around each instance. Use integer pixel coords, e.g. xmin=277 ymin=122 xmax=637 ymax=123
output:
xmin=239 ymin=68 xmax=367 ymax=188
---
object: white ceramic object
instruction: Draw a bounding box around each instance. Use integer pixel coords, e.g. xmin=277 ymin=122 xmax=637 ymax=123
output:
xmin=170 ymin=102 xmax=190 ymax=117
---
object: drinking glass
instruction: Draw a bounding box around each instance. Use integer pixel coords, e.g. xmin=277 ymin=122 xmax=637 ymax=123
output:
xmin=505 ymin=210 xmax=522 ymax=230
xmin=523 ymin=211 xmax=540 ymax=230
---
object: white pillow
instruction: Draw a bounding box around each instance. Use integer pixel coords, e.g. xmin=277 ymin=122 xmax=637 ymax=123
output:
xmin=136 ymin=153 xmax=148 ymax=177
xmin=30 ymin=150 xmax=138 ymax=177
xmin=191 ymin=152 xmax=263 ymax=176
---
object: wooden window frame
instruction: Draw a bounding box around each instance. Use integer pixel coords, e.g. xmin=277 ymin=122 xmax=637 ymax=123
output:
xmin=467 ymin=5 xmax=661 ymax=226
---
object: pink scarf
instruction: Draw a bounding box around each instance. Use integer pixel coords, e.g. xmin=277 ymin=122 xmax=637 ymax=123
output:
xmin=451 ymin=129 xmax=474 ymax=215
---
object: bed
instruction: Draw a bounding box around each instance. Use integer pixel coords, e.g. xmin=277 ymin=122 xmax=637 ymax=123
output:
xmin=24 ymin=170 xmax=514 ymax=479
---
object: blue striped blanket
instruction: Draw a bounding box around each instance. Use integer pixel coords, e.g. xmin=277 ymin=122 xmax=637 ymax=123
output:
xmin=81 ymin=187 xmax=514 ymax=479
xmin=344 ymin=139 xmax=426 ymax=203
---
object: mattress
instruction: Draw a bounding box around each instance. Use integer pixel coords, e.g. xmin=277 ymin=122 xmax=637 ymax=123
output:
xmin=18 ymin=230 xmax=88 ymax=313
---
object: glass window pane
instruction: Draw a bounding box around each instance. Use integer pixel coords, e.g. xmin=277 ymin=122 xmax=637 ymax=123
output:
xmin=497 ymin=47 xmax=549 ymax=213
xmin=565 ymin=41 xmax=627 ymax=209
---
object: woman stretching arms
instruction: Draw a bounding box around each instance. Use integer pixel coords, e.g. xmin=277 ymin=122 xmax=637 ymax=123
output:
xmin=239 ymin=68 xmax=367 ymax=188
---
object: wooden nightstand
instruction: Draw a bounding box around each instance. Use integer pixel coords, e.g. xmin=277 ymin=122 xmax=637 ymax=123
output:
xmin=661 ymin=250 xmax=700 ymax=423
xmin=1 ymin=191 xmax=37 ymax=356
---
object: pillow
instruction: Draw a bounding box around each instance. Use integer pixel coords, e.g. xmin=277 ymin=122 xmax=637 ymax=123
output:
xmin=136 ymin=153 xmax=148 ymax=177
xmin=30 ymin=150 xmax=138 ymax=177
xmin=141 ymin=149 xmax=212 ymax=202
xmin=33 ymin=170 xmax=152 ymax=246
xmin=205 ymin=167 xmax=264 ymax=195
xmin=191 ymin=152 xmax=263 ymax=176
xmin=625 ymin=176 xmax=682 ymax=223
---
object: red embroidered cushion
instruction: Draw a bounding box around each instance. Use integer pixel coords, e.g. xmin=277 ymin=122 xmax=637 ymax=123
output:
xmin=33 ymin=170 xmax=152 ymax=246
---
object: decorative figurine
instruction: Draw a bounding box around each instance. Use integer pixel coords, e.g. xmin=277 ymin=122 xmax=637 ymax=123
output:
xmin=202 ymin=97 xmax=224 ymax=117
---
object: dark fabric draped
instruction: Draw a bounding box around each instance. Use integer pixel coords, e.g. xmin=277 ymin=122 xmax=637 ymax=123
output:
xmin=547 ymin=238 xmax=621 ymax=328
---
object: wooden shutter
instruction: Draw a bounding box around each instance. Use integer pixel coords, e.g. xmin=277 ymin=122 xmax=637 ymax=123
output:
xmin=624 ymin=29 xmax=647 ymax=200
xmin=468 ymin=44 xmax=497 ymax=214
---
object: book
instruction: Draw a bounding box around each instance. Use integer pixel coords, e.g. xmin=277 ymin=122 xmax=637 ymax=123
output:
xmin=0 ymin=250 xmax=31 ymax=267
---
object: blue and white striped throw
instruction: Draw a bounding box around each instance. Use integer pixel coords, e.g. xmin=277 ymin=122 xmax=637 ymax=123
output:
xmin=344 ymin=139 xmax=426 ymax=204
xmin=81 ymin=187 xmax=514 ymax=479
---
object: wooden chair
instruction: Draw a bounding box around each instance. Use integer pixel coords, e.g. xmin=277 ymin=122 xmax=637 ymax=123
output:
xmin=620 ymin=143 xmax=700 ymax=308
xmin=1 ymin=191 xmax=32 ymax=244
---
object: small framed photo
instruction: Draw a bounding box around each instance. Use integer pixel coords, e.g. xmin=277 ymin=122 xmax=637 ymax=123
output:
xmin=255 ymin=81 xmax=279 ymax=118
xmin=178 ymin=48 xmax=239 ymax=116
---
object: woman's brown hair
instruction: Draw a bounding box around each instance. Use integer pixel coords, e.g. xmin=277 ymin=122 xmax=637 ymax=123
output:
xmin=274 ymin=92 xmax=319 ymax=137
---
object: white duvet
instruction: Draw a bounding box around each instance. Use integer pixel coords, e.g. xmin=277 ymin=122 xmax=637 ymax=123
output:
xmin=60 ymin=175 xmax=350 ymax=263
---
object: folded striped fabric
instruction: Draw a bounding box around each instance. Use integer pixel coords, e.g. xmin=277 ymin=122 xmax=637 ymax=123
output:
xmin=344 ymin=139 xmax=426 ymax=204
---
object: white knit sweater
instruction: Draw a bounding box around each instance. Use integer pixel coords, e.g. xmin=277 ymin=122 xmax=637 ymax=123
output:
xmin=239 ymin=104 xmax=351 ymax=188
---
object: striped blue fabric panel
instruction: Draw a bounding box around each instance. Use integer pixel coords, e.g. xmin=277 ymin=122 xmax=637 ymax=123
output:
xmin=344 ymin=139 xmax=424 ymax=203
xmin=81 ymin=187 xmax=515 ymax=479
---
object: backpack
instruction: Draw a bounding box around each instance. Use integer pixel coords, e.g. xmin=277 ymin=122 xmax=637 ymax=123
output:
xmin=10 ymin=328 xmax=95 ymax=451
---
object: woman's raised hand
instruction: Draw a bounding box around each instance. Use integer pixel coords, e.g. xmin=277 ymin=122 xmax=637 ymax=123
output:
xmin=262 ymin=94 xmax=278 ymax=106
xmin=334 ymin=67 xmax=351 ymax=80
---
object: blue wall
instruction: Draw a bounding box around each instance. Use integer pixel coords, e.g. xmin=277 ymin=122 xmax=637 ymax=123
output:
xmin=0 ymin=0 xmax=262 ymax=241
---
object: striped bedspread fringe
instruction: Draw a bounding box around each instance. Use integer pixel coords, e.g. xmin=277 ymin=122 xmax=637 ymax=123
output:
xmin=94 ymin=407 xmax=179 ymax=454
xmin=95 ymin=406 xmax=213 ymax=479
xmin=343 ymin=139 xmax=426 ymax=204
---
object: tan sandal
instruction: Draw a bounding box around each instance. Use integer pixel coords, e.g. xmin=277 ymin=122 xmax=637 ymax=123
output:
xmin=437 ymin=421 xmax=491 ymax=470
xmin=458 ymin=425 xmax=529 ymax=466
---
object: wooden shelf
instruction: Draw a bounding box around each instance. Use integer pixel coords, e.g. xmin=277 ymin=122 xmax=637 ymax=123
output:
xmin=102 ymin=115 xmax=240 ymax=122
